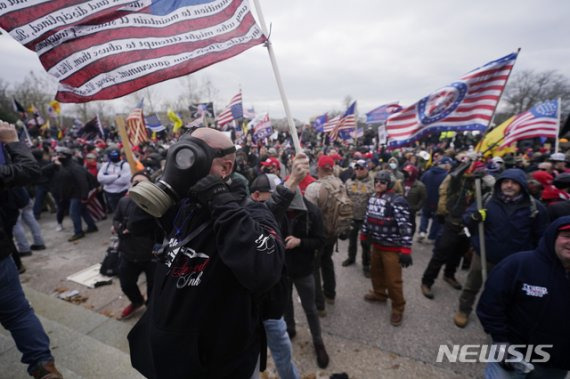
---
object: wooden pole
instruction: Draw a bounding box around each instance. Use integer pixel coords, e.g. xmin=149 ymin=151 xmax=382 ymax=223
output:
xmin=115 ymin=116 xmax=138 ymax=174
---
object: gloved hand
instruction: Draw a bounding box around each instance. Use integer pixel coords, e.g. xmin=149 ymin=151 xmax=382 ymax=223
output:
xmin=338 ymin=233 xmax=348 ymax=241
xmin=399 ymin=254 xmax=413 ymax=268
xmin=471 ymin=209 xmax=487 ymax=222
xmin=189 ymin=175 xmax=230 ymax=207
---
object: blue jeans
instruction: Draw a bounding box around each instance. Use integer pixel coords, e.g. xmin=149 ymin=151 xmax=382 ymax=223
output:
xmin=13 ymin=201 xmax=45 ymax=252
xmin=485 ymin=361 xmax=568 ymax=379
xmin=69 ymin=198 xmax=97 ymax=235
xmin=419 ymin=208 xmax=441 ymax=240
xmin=263 ymin=317 xmax=300 ymax=379
xmin=0 ymin=256 xmax=53 ymax=374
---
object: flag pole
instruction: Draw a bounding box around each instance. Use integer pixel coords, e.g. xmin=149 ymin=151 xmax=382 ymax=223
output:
xmin=555 ymin=97 xmax=562 ymax=153
xmin=251 ymin=0 xmax=302 ymax=154
xmin=115 ymin=116 xmax=138 ymax=174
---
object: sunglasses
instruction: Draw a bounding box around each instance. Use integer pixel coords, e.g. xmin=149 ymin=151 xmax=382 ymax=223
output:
xmin=374 ymin=179 xmax=389 ymax=185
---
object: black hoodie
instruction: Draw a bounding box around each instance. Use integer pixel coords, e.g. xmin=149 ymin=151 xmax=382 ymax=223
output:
xmin=477 ymin=216 xmax=570 ymax=370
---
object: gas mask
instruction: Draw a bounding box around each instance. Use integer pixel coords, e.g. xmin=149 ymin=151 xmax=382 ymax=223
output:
xmin=129 ymin=134 xmax=236 ymax=217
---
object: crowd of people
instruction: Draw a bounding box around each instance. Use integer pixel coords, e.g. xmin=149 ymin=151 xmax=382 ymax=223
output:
xmin=2 ymin=119 xmax=570 ymax=378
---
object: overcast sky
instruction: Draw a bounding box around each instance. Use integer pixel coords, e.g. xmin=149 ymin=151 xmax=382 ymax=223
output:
xmin=1 ymin=0 xmax=569 ymax=122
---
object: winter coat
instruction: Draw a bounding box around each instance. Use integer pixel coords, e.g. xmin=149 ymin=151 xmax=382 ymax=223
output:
xmin=403 ymin=179 xmax=426 ymax=213
xmin=47 ymin=159 xmax=91 ymax=201
xmin=361 ymin=191 xmax=413 ymax=254
xmin=463 ymin=168 xmax=549 ymax=264
xmin=420 ymin=166 xmax=447 ymax=211
xmin=113 ymin=196 xmax=158 ymax=263
xmin=128 ymin=183 xmax=285 ymax=379
xmin=0 ymin=142 xmax=40 ymax=261
xmin=477 ymin=216 xmax=570 ymax=370
xmin=284 ymin=198 xmax=325 ymax=278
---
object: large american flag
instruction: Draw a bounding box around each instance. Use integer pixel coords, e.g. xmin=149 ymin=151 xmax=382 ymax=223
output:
xmin=501 ymin=100 xmax=559 ymax=147
xmin=323 ymin=115 xmax=340 ymax=133
xmin=0 ymin=1 xmax=265 ymax=103
xmin=216 ymin=92 xmax=243 ymax=126
xmin=331 ymin=101 xmax=357 ymax=141
xmin=126 ymin=100 xmax=148 ymax=147
xmin=386 ymin=52 xmax=518 ymax=147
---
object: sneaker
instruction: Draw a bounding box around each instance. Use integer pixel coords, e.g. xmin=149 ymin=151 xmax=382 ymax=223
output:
xmin=363 ymin=266 xmax=371 ymax=278
xmin=86 ymin=226 xmax=99 ymax=233
xmin=390 ymin=312 xmax=403 ymax=327
xmin=30 ymin=360 xmax=63 ymax=379
xmin=443 ymin=276 xmax=463 ymax=290
xmin=18 ymin=264 xmax=26 ymax=274
xmin=325 ymin=296 xmax=335 ymax=305
xmin=417 ymin=232 xmax=427 ymax=242
xmin=55 ymin=224 xmax=64 ymax=232
xmin=454 ymin=311 xmax=469 ymax=328
xmin=68 ymin=232 xmax=85 ymax=242
xmin=421 ymin=284 xmax=434 ymax=299
xmin=30 ymin=244 xmax=46 ymax=251
xmin=120 ymin=303 xmax=143 ymax=320
xmin=314 ymin=342 xmax=330 ymax=369
xmin=364 ymin=291 xmax=387 ymax=303
xmin=19 ymin=251 xmax=33 ymax=257
xmin=341 ymin=258 xmax=355 ymax=267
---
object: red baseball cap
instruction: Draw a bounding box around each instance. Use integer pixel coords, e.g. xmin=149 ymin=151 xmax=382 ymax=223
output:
xmin=558 ymin=224 xmax=570 ymax=232
xmin=260 ymin=157 xmax=280 ymax=170
xmin=318 ymin=155 xmax=335 ymax=169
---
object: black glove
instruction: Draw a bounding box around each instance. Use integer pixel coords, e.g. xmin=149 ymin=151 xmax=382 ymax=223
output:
xmin=189 ymin=175 xmax=230 ymax=207
xmin=399 ymin=254 xmax=413 ymax=268
xmin=338 ymin=233 xmax=348 ymax=241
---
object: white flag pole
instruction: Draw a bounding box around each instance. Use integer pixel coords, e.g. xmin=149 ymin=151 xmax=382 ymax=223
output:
xmin=251 ymin=0 xmax=302 ymax=154
xmin=555 ymin=97 xmax=562 ymax=153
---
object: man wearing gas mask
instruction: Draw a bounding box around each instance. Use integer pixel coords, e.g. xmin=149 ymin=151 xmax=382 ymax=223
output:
xmin=127 ymin=128 xmax=285 ymax=379
xmin=97 ymin=147 xmax=131 ymax=213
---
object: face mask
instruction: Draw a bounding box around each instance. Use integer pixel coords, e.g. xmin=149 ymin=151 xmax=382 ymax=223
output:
xmin=129 ymin=134 xmax=236 ymax=217
xmin=389 ymin=162 xmax=397 ymax=170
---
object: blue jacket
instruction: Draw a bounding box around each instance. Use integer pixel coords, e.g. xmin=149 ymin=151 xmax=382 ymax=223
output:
xmin=420 ymin=166 xmax=447 ymax=211
xmin=463 ymin=168 xmax=549 ymax=264
xmin=477 ymin=216 xmax=570 ymax=370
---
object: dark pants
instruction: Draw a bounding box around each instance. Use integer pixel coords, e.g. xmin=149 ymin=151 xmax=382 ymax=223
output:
xmin=56 ymin=198 xmax=69 ymax=225
xmin=105 ymin=191 xmax=127 ymax=213
xmin=422 ymin=222 xmax=470 ymax=287
xmin=119 ymin=258 xmax=156 ymax=306
xmin=313 ymin=237 xmax=336 ymax=309
xmin=347 ymin=219 xmax=370 ymax=267
xmin=69 ymin=198 xmax=97 ymax=235
xmin=0 ymin=256 xmax=53 ymax=374
xmin=32 ymin=184 xmax=49 ymax=219
xmin=459 ymin=254 xmax=496 ymax=315
xmin=284 ymin=275 xmax=323 ymax=344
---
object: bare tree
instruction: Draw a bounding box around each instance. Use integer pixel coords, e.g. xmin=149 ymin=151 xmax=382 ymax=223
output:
xmin=503 ymin=70 xmax=570 ymax=114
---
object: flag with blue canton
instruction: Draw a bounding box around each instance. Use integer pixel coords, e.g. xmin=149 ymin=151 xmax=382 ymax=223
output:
xmin=145 ymin=114 xmax=166 ymax=132
xmin=501 ymin=99 xmax=559 ymax=147
xmin=312 ymin=113 xmax=328 ymax=133
xmin=366 ymin=103 xmax=402 ymax=124
xmin=217 ymin=92 xmax=243 ymax=126
xmin=331 ymin=101 xmax=357 ymax=141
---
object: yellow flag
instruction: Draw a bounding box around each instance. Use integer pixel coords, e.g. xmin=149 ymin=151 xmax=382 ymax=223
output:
xmin=476 ymin=116 xmax=517 ymax=157
xmin=167 ymin=108 xmax=183 ymax=132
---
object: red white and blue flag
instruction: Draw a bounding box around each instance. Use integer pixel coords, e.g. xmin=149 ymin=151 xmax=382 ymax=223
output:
xmin=323 ymin=115 xmax=340 ymax=133
xmin=365 ymin=102 xmax=402 ymax=124
xmin=386 ymin=52 xmax=518 ymax=147
xmin=501 ymin=100 xmax=559 ymax=147
xmin=331 ymin=101 xmax=357 ymax=141
xmin=0 ymin=0 xmax=265 ymax=103
xmin=126 ymin=99 xmax=148 ymax=147
xmin=216 ymin=91 xmax=243 ymax=126
xmin=251 ymin=113 xmax=272 ymax=142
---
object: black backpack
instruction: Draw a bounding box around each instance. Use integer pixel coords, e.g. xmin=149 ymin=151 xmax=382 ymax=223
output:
xmin=100 ymin=238 xmax=120 ymax=277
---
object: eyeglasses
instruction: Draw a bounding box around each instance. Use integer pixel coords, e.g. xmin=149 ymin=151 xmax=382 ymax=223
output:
xmin=374 ymin=179 xmax=389 ymax=185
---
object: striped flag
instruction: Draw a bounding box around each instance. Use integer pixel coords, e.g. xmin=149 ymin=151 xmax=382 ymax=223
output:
xmin=251 ymin=113 xmax=272 ymax=142
xmin=0 ymin=1 xmax=265 ymax=103
xmin=323 ymin=115 xmax=340 ymax=133
xmin=386 ymin=52 xmax=518 ymax=147
xmin=501 ymin=100 xmax=559 ymax=147
xmin=144 ymin=114 xmax=166 ymax=133
xmin=216 ymin=92 xmax=243 ymax=126
xmin=365 ymin=103 xmax=402 ymax=124
xmin=331 ymin=101 xmax=357 ymax=141
xmin=126 ymin=100 xmax=148 ymax=147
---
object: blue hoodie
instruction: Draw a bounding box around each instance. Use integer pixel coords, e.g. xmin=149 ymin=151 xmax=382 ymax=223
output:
xmin=477 ymin=216 xmax=570 ymax=370
xmin=420 ymin=165 xmax=448 ymax=211
xmin=463 ymin=168 xmax=549 ymax=264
